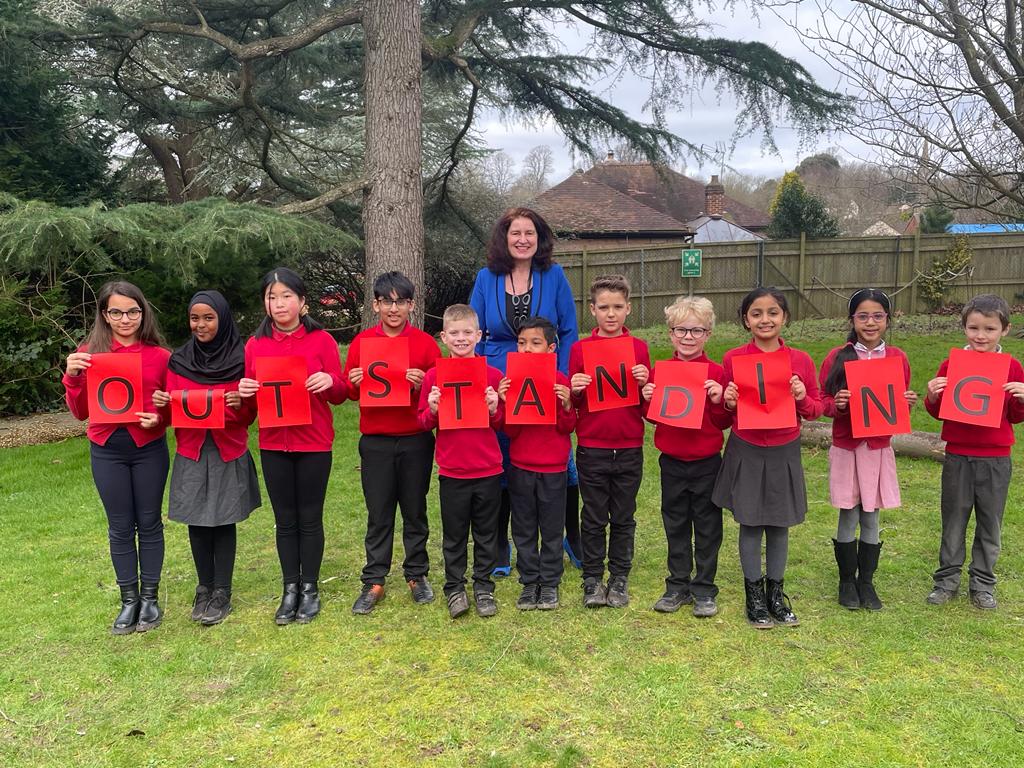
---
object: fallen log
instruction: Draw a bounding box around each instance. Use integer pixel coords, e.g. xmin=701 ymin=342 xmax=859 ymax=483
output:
xmin=799 ymin=420 xmax=946 ymax=462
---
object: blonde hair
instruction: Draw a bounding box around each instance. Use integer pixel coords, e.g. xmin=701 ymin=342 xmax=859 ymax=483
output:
xmin=664 ymin=295 xmax=715 ymax=330
xmin=589 ymin=274 xmax=630 ymax=302
xmin=442 ymin=303 xmax=479 ymax=330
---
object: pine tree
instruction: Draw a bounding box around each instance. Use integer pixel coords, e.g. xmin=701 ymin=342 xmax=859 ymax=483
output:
xmin=767 ymin=171 xmax=841 ymax=239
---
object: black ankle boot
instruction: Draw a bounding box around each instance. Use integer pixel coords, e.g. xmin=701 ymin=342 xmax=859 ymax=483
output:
xmin=275 ymin=582 xmax=300 ymax=625
xmin=832 ymin=539 xmax=860 ymax=610
xmin=857 ymin=541 xmax=884 ymax=611
xmin=765 ymin=578 xmax=799 ymax=626
xmin=136 ymin=582 xmax=163 ymax=632
xmin=296 ymin=581 xmax=320 ymax=624
xmin=112 ymin=582 xmax=141 ymax=635
xmin=744 ymin=578 xmax=773 ymax=629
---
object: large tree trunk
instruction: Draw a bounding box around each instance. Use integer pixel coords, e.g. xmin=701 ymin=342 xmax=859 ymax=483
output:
xmin=362 ymin=0 xmax=424 ymax=327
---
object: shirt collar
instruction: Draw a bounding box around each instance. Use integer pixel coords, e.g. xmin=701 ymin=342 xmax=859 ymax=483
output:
xmin=373 ymin=322 xmax=410 ymax=338
xmin=590 ymin=326 xmax=631 ymax=339
xmin=272 ymin=323 xmax=308 ymax=342
xmin=964 ymin=343 xmax=1002 ymax=353
xmin=854 ymin=340 xmax=886 ymax=356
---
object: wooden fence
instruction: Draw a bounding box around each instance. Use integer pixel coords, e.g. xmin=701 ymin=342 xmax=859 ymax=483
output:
xmin=556 ymin=232 xmax=1024 ymax=330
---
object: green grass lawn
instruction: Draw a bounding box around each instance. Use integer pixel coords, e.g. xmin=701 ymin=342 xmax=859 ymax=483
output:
xmin=3 ymin=316 xmax=1024 ymax=767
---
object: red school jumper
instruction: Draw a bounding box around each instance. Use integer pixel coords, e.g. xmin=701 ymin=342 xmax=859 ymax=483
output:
xmin=343 ymin=322 xmax=441 ymax=436
xmin=244 ymin=325 xmax=346 ymax=452
xmin=63 ymin=341 xmax=170 ymax=446
xmin=505 ymin=371 xmax=577 ymax=473
xmin=819 ymin=345 xmax=910 ymax=451
xmin=164 ymin=371 xmax=256 ymax=461
xmin=648 ymin=351 xmax=732 ymax=461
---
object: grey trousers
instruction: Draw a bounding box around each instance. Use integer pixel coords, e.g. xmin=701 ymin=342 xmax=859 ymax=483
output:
xmin=933 ymin=453 xmax=1011 ymax=593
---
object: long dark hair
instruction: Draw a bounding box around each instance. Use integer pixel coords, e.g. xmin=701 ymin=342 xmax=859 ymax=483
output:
xmin=486 ymin=207 xmax=555 ymax=274
xmin=823 ymin=288 xmax=892 ymax=395
xmin=254 ymin=266 xmax=324 ymax=338
xmin=84 ymin=281 xmax=165 ymax=353
xmin=738 ymin=286 xmax=789 ymax=328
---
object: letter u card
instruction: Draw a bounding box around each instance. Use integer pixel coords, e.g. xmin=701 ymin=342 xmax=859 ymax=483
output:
xmin=171 ymin=388 xmax=226 ymax=429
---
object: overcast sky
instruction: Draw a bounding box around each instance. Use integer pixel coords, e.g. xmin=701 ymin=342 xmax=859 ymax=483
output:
xmin=476 ymin=3 xmax=863 ymax=185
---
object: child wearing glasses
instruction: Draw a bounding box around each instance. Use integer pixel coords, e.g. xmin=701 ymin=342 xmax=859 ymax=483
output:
xmin=641 ymin=296 xmax=731 ymax=619
xmin=818 ymin=289 xmax=916 ymax=611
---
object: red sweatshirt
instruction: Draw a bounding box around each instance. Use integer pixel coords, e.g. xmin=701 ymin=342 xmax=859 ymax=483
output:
xmin=166 ymin=370 xmax=256 ymax=462
xmin=647 ymin=352 xmax=732 ymax=462
xmin=721 ymin=338 xmax=823 ymax=446
xmin=343 ymin=322 xmax=441 ymax=436
xmin=924 ymin=355 xmax=1024 ymax=457
xmin=417 ymin=362 xmax=504 ymax=479
xmin=63 ymin=341 xmax=170 ymax=447
xmin=569 ymin=328 xmax=651 ymax=449
xmin=819 ymin=345 xmax=911 ymax=450
xmin=244 ymin=325 xmax=346 ymax=452
xmin=505 ymin=371 xmax=577 ymax=473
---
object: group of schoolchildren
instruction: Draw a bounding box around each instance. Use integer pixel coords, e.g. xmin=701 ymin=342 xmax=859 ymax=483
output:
xmin=64 ymin=262 xmax=1024 ymax=635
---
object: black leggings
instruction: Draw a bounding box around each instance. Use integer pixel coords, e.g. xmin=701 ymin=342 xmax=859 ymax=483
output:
xmin=189 ymin=525 xmax=237 ymax=589
xmin=260 ymin=450 xmax=332 ymax=583
xmin=90 ymin=429 xmax=169 ymax=586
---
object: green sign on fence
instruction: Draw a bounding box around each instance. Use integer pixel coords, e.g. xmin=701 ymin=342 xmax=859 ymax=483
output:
xmin=681 ymin=248 xmax=702 ymax=277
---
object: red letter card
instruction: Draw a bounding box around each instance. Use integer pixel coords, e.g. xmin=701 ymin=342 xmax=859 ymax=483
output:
xmin=87 ymin=353 xmax=144 ymax=425
xmin=170 ymin=388 xmax=226 ymax=429
xmin=845 ymin=356 xmax=911 ymax=438
xmin=733 ymin=350 xmax=796 ymax=431
xmin=939 ymin=348 xmax=1012 ymax=428
xmin=582 ymin=336 xmax=639 ymax=412
xmin=255 ymin=355 xmax=312 ymax=427
xmin=359 ymin=336 xmax=411 ymax=408
xmin=505 ymin=352 xmax=557 ymax=425
xmin=646 ymin=360 xmax=708 ymax=429
xmin=436 ymin=356 xmax=489 ymax=430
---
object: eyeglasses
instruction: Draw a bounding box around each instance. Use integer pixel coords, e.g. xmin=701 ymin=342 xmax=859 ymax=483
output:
xmin=670 ymin=326 xmax=708 ymax=339
xmin=375 ymin=298 xmax=411 ymax=308
xmin=853 ymin=312 xmax=887 ymax=323
xmin=104 ymin=308 xmax=143 ymax=320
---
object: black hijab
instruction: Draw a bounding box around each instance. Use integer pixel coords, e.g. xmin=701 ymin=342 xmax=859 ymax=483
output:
xmin=168 ymin=290 xmax=246 ymax=384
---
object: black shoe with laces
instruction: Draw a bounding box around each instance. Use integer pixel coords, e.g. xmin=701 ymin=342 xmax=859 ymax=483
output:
xmin=582 ymin=577 xmax=607 ymax=608
xmin=605 ymin=575 xmax=629 ymax=608
xmin=765 ymin=578 xmax=799 ymax=626
xmin=537 ymin=585 xmax=559 ymax=611
xmin=201 ymin=588 xmax=232 ymax=626
xmin=744 ymin=578 xmax=773 ymax=629
xmin=408 ymin=576 xmax=434 ymax=604
xmin=191 ymin=584 xmax=213 ymax=622
xmin=652 ymin=590 xmax=692 ymax=613
xmin=352 ymin=583 xmax=385 ymax=615
xmin=517 ymin=583 xmax=540 ymax=611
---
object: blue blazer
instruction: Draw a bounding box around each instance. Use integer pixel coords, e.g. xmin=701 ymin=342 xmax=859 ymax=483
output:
xmin=469 ymin=263 xmax=579 ymax=374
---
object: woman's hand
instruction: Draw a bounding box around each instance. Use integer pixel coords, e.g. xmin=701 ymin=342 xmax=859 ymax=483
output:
xmin=66 ymin=351 xmax=92 ymax=377
xmin=238 ymin=377 xmax=259 ymax=398
xmin=152 ymin=389 xmax=170 ymax=408
xmin=306 ymin=372 xmax=333 ymax=394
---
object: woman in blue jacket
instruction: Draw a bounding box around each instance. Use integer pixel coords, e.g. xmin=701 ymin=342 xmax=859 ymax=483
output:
xmin=469 ymin=207 xmax=581 ymax=575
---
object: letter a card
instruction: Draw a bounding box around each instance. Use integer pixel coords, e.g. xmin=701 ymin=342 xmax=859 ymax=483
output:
xmin=646 ymin=360 xmax=707 ymax=429
xmin=939 ymin=348 xmax=1011 ymax=428
xmin=436 ymin=356 xmax=489 ymax=430
xmin=845 ymin=356 xmax=910 ymax=438
xmin=359 ymin=336 xmax=410 ymax=407
xmin=87 ymin=353 xmax=144 ymax=425
xmin=505 ymin=352 xmax=556 ymax=425
xmin=582 ymin=336 xmax=638 ymax=412
xmin=733 ymin=350 xmax=795 ymax=431
xmin=255 ymin=355 xmax=312 ymax=427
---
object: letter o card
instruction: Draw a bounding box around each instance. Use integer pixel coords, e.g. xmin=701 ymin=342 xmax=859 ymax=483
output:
xmin=171 ymin=389 xmax=226 ymax=429
xmin=359 ymin=337 xmax=410 ymax=407
xmin=87 ymin=353 xmax=144 ymax=425
xmin=733 ymin=351 xmax=795 ymax=431
xmin=939 ymin=348 xmax=1011 ymax=428
xmin=436 ymin=356 xmax=489 ymax=430
xmin=646 ymin=360 xmax=708 ymax=429
xmin=255 ymin=355 xmax=312 ymax=427
xmin=845 ymin=356 xmax=911 ymax=438
xmin=582 ymin=336 xmax=638 ymax=412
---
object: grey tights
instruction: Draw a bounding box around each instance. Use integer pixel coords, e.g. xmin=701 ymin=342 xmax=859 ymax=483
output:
xmin=836 ymin=505 xmax=880 ymax=545
xmin=738 ymin=524 xmax=789 ymax=581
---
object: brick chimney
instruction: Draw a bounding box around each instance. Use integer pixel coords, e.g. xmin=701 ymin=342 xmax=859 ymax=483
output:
xmin=705 ymin=174 xmax=725 ymax=218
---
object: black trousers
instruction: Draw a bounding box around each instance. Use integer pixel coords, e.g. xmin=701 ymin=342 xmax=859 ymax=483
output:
xmin=90 ymin=428 xmax=169 ymax=586
xmin=659 ymin=453 xmax=723 ymax=597
xmin=260 ymin=450 xmax=332 ymax=584
xmin=188 ymin=524 xmax=237 ymax=589
xmin=359 ymin=432 xmax=434 ymax=585
xmin=438 ymin=474 xmax=501 ymax=596
xmin=508 ymin=465 xmax=566 ymax=586
xmin=576 ymin=445 xmax=643 ymax=581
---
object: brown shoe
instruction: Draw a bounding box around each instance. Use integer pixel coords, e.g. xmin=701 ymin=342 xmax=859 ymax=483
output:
xmin=352 ymin=583 xmax=385 ymax=615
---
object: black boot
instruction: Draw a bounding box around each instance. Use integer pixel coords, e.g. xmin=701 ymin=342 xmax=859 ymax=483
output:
xmin=112 ymin=582 xmax=141 ymax=635
xmin=744 ymin=578 xmax=773 ymax=629
xmin=296 ymin=581 xmax=320 ymax=624
xmin=136 ymin=582 xmax=163 ymax=632
xmin=765 ymin=578 xmax=799 ymax=626
xmin=857 ymin=541 xmax=884 ymax=611
xmin=275 ymin=582 xmax=300 ymax=625
xmin=832 ymin=539 xmax=861 ymax=610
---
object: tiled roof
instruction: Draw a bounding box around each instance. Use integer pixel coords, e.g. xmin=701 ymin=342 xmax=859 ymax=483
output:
xmin=531 ymin=172 xmax=692 ymax=234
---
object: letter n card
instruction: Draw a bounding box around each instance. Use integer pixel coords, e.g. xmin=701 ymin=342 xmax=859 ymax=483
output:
xmin=845 ymin=356 xmax=911 ymax=438
xmin=582 ymin=336 xmax=638 ymax=412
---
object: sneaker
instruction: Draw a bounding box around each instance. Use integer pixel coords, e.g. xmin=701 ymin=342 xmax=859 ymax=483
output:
xmin=926 ymin=586 xmax=956 ymax=605
xmin=969 ymin=590 xmax=997 ymax=610
xmin=191 ymin=585 xmax=212 ymax=622
xmin=351 ymin=583 xmax=385 ymax=615
xmin=200 ymin=588 xmax=231 ymax=626
xmin=692 ymin=595 xmax=719 ymax=618
xmin=563 ymin=537 xmax=582 ymax=570
xmin=582 ymin=577 xmax=607 ymax=608
xmin=652 ymin=590 xmax=693 ymax=613
xmin=517 ymin=583 xmax=540 ymax=611
xmin=447 ymin=590 xmax=470 ymax=619
xmin=474 ymin=591 xmax=497 ymax=618
xmin=537 ymin=585 xmax=560 ymax=611
xmin=408 ymin=576 xmax=434 ymax=605
xmin=492 ymin=543 xmax=513 ymax=578
xmin=606 ymin=576 xmax=629 ymax=608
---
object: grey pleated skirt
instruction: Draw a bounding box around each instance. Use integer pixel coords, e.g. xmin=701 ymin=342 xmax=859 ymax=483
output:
xmin=168 ymin=434 xmax=261 ymax=526
xmin=711 ymin=434 xmax=807 ymax=528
